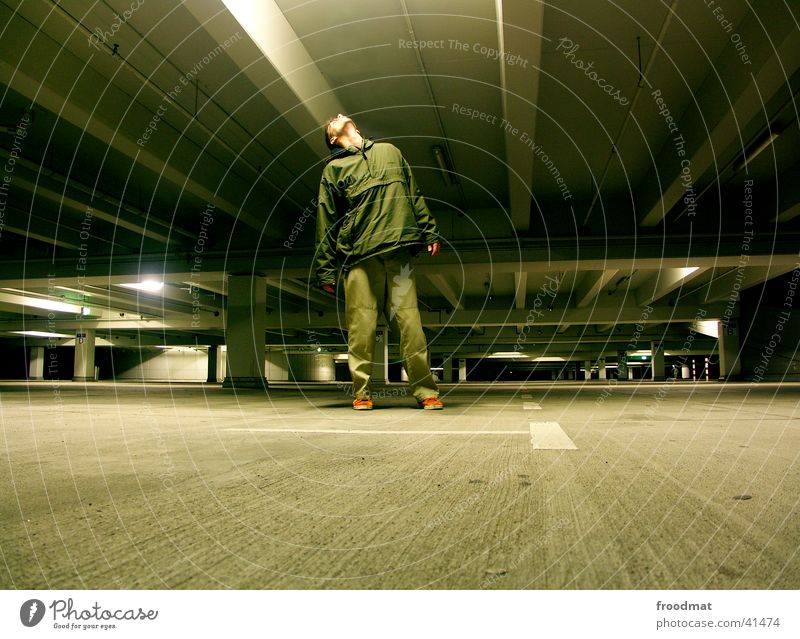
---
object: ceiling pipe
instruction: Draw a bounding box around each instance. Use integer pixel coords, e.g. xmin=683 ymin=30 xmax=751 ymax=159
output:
xmin=582 ymin=0 xmax=680 ymax=228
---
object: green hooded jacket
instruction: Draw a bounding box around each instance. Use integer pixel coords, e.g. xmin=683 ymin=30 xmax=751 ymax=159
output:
xmin=315 ymin=140 xmax=440 ymax=287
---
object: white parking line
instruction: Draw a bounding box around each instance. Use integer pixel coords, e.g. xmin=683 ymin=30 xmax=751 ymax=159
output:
xmin=221 ymin=428 xmax=528 ymax=436
xmin=529 ymin=422 xmax=578 ymax=450
xmin=523 ymin=401 xmax=542 ymax=410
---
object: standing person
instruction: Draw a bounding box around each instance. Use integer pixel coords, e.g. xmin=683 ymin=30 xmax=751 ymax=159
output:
xmin=315 ymin=114 xmax=444 ymax=411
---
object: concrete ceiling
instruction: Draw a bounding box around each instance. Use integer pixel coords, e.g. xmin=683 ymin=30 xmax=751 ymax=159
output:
xmin=0 ymin=0 xmax=798 ymax=359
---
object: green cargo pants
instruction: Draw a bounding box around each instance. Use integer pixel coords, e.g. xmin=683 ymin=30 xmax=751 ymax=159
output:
xmin=344 ymin=248 xmax=439 ymax=401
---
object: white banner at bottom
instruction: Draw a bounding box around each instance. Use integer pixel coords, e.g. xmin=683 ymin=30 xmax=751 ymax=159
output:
xmin=0 ymin=590 xmax=796 ymax=638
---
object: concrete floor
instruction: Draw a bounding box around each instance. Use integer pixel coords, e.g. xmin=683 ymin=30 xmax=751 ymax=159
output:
xmin=0 ymin=380 xmax=798 ymax=589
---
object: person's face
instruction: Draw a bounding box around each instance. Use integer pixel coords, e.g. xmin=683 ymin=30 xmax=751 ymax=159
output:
xmin=327 ymin=114 xmax=359 ymax=147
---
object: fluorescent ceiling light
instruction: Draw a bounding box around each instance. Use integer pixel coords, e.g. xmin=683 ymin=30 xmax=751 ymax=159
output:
xmin=533 ymin=356 xmax=566 ymax=362
xmin=12 ymin=330 xmax=71 ymax=338
xmin=734 ymin=131 xmax=780 ymax=171
xmin=219 ymin=0 xmax=341 ymax=123
xmin=23 ymin=297 xmax=80 ymax=313
xmin=487 ymin=351 xmax=528 ymax=358
xmin=120 ymin=281 xmax=164 ymax=292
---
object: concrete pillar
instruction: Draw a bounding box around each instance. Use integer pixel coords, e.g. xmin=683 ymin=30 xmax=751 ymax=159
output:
xmin=584 ymin=359 xmax=592 ymax=380
xmin=442 ymin=358 xmax=453 ymax=383
xmin=313 ymin=352 xmax=335 ymax=381
xmin=718 ymin=320 xmax=741 ymax=381
xmin=651 ymin=341 xmax=665 ymax=381
xmin=73 ymin=329 xmax=96 ymax=381
xmin=373 ymin=328 xmax=388 ymax=385
xmin=681 ymin=364 xmax=691 ymax=379
xmin=458 ymin=358 xmax=467 ymax=382
xmin=597 ymin=356 xmax=607 ymax=380
xmin=219 ymin=346 xmax=227 ymax=381
xmin=207 ymin=345 xmax=219 ymax=383
xmin=223 ymin=274 xmax=266 ymax=389
xmin=28 ymin=346 xmax=45 ymax=380
xmin=616 ymin=351 xmax=628 ymax=380
xmin=266 ymin=351 xmax=289 ymax=381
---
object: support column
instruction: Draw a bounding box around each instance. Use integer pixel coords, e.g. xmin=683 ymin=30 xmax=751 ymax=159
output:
xmin=681 ymin=364 xmax=691 ymax=379
xmin=718 ymin=320 xmax=741 ymax=381
xmin=28 ymin=346 xmax=45 ymax=380
xmin=458 ymin=358 xmax=467 ymax=382
xmin=73 ymin=329 xmax=96 ymax=381
xmin=267 ymin=351 xmax=290 ymax=381
xmin=312 ymin=352 xmax=335 ymax=381
xmin=442 ymin=357 xmax=453 ymax=383
xmin=584 ymin=359 xmax=592 ymax=380
xmin=223 ymin=274 xmax=266 ymax=389
xmin=597 ymin=356 xmax=607 ymax=380
xmin=617 ymin=351 xmax=628 ymax=380
xmin=207 ymin=345 xmax=219 ymax=383
xmin=373 ymin=328 xmax=388 ymax=385
xmin=651 ymin=341 xmax=665 ymax=381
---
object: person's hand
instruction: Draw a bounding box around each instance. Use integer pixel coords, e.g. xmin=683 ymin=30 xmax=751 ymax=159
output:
xmin=321 ymin=283 xmax=335 ymax=294
xmin=427 ymin=242 xmax=440 ymax=258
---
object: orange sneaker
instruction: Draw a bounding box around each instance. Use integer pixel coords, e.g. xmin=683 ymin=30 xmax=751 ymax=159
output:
xmin=352 ymin=398 xmax=373 ymax=410
xmin=419 ymin=397 xmax=444 ymax=410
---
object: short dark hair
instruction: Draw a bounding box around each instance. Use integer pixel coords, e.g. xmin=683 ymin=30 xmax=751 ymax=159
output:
xmin=323 ymin=116 xmax=338 ymax=150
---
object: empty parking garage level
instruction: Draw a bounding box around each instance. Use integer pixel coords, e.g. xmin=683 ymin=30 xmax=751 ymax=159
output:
xmin=1 ymin=0 xmax=799 ymax=636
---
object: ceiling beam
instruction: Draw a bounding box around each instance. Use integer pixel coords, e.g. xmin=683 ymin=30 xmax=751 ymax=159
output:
xmin=0 ymin=59 xmax=265 ymax=233
xmin=265 ymin=277 xmax=334 ymax=308
xmin=186 ymin=0 xmax=345 ymax=154
xmin=636 ymin=267 xmax=709 ymax=306
xmin=0 ymin=205 xmax=83 ymax=250
xmin=513 ymin=271 xmax=527 ymax=309
xmin=496 ymin=0 xmax=545 ymax=231
xmin=2 ymin=238 xmax=798 ymax=285
xmin=638 ymin=25 xmax=800 ymax=226
xmin=701 ymin=264 xmax=797 ymax=302
xmin=427 ymin=274 xmax=464 ymax=311
xmin=1 ymin=160 xmax=176 ymax=246
xmin=574 ymin=269 xmax=618 ymax=308
xmin=3 ymin=299 xmax=734 ymax=332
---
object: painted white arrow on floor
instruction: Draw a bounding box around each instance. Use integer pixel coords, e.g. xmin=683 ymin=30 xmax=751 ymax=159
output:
xmin=529 ymin=422 xmax=577 ymax=450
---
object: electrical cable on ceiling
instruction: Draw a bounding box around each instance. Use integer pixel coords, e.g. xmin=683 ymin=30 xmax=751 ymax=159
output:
xmin=582 ymin=0 xmax=680 ymax=229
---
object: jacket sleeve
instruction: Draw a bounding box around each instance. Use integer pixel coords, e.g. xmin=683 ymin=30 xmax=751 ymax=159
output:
xmin=315 ymin=175 xmax=340 ymax=287
xmin=402 ymin=156 xmax=440 ymax=246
